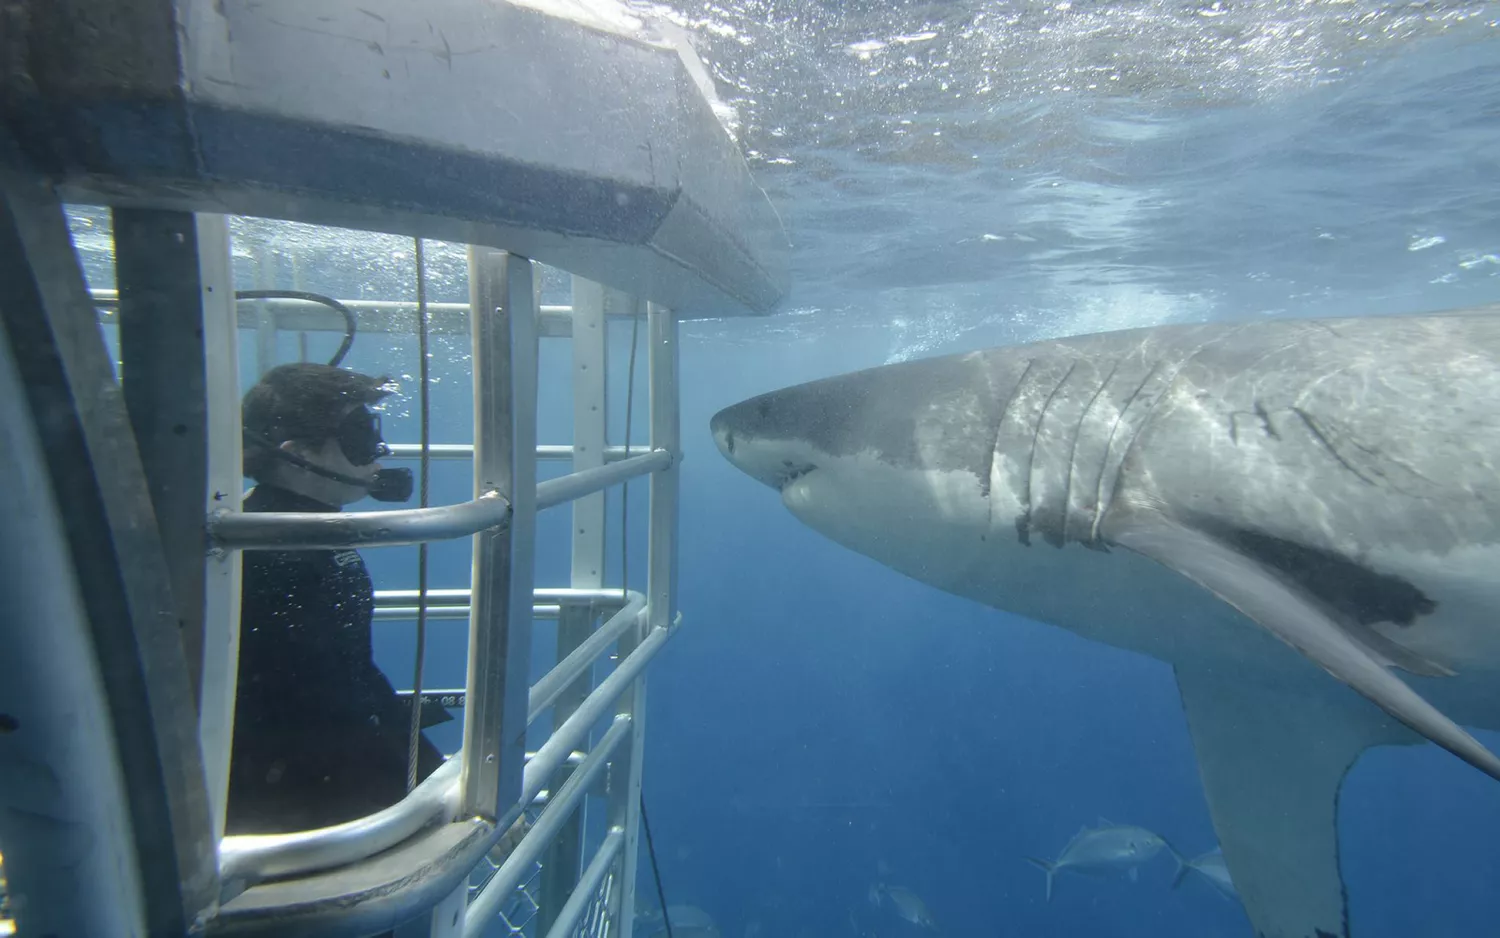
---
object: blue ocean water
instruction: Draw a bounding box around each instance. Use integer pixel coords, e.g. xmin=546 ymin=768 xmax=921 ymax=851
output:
xmin=641 ymin=7 xmax=1500 ymax=938
xmin=642 ymin=9 xmax=1500 ymax=938
xmin=65 ymin=2 xmax=1500 ymax=935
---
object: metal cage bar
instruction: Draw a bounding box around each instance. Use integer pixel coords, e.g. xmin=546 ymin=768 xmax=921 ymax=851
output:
xmin=388 ymin=443 xmax=636 ymax=462
xmin=92 ymin=288 xmax=627 ymax=339
xmin=374 ymin=587 xmax=631 ymax=623
xmin=16 ymin=202 xmax=685 ymax=937
xmin=465 ymin=716 xmax=633 ymax=934
xmin=249 ymin=248 xmax=277 ymax=380
xmin=461 ymin=247 xmax=539 ymax=821
xmin=207 ymin=490 xmax=511 ymax=550
xmin=214 ymin=601 xmax=674 ymax=889
xmin=542 ymin=279 xmax=610 ymax=938
xmin=537 ymin=450 xmax=672 ymax=512
xmin=0 ymin=188 xmax=154 ymax=938
xmin=544 ymin=828 xmax=625 ymax=938
xmin=113 ymin=207 xmax=212 ymax=705
xmin=219 ymin=752 xmax=465 ymax=885
xmin=391 ymin=591 xmax=647 ymax=723
xmin=603 ymin=302 xmax=681 ymax=938
xmin=520 ymin=625 xmax=671 ymax=818
xmin=0 ymin=0 xmax=786 ymax=922
xmin=0 ymin=176 xmax=218 ymax=934
xmin=529 ymin=593 xmax=647 ymax=724
xmin=196 ymin=212 xmax=245 ymax=844
xmin=377 ymin=587 xmax=632 ymax=608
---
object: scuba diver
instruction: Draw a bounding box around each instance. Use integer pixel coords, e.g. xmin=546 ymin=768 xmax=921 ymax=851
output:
xmin=226 ymin=361 xmax=447 ymax=836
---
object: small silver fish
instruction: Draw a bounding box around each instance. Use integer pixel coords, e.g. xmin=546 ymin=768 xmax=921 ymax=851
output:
xmin=847 ymin=905 xmax=877 ymax=938
xmin=1024 ymin=818 xmax=1174 ymax=901
xmin=870 ymin=883 xmax=937 ymax=929
xmin=1172 ymin=846 xmax=1238 ymax=900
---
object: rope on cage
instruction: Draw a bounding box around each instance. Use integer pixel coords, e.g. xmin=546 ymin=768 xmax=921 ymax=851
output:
xmin=406 ymin=236 xmax=433 ymax=793
xmin=620 ymin=306 xmax=667 ymax=930
xmin=640 ymin=791 xmax=674 ymax=938
xmin=620 ymin=305 xmax=641 ymax=601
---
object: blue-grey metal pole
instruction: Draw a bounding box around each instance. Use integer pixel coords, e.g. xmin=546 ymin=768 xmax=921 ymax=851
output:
xmin=0 ymin=173 xmax=217 ymax=935
xmin=538 ymin=276 xmax=610 ymax=936
xmin=607 ymin=301 xmax=680 ymax=938
xmin=462 ymin=248 xmax=538 ymax=821
xmin=195 ymin=212 xmax=244 ymax=843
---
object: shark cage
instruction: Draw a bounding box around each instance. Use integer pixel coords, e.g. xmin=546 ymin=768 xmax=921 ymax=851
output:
xmin=0 ymin=1 xmax=788 ymax=936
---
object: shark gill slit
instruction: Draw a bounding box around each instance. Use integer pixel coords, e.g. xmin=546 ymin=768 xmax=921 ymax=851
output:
xmin=1024 ymin=360 xmax=1079 ymax=547
xmin=1010 ymin=360 xmax=1047 ymax=543
xmin=983 ymin=357 xmax=1035 ymax=541
xmin=1090 ymin=357 xmax=1165 ymax=544
xmin=981 ymin=358 xmax=1034 ymax=498
xmin=1100 ymin=332 xmax=1228 ymax=533
xmin=1064 ymin=356 xmax=1123 ymax=546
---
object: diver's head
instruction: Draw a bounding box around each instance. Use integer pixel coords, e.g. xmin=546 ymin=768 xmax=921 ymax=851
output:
xmin=242 ymin=363 xmax=412 ymax=507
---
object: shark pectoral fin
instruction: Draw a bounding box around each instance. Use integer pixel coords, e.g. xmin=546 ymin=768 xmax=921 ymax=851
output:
xmin=1173 ymin=665 xmax=1410 ymax=938
xmin=1112 ymin=516 xmax=1500 ymax=782
xmin=1346 ymin=624 xmax=1455 ymax=678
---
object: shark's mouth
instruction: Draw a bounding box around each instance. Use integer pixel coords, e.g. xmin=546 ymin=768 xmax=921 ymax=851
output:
xmin=775 ymin=461 xmax=818 ymax=491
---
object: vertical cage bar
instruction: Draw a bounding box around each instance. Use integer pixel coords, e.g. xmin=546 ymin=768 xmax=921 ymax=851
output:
xmin=252 ymin=246 xmax=276 ymax=378
xmin=194 ymin=213 xmax=244 ymax=841
xmin=0 ymin=176 xmax=217 ymax=933
xmin=542 ymin=829 xmax=625 ymax=938
xmin=568 ymin=280 xmax=609 ymax=591
xmin=0 ymin=190 xmax=152 ymax=938
xmin=605 ymin=302 xmax=679 ymax=938
xmin=112 ymin=207 xmax=210 ymax=705
xmin=418 ymin=881 xmax=469 ymax=938
xmin=462 ymin=248 xmax=539 ymax=820
xmin=539 ymin=276 xmax=609 ymax=934
xmin=644 ymin=307 xmax=681 ymax=661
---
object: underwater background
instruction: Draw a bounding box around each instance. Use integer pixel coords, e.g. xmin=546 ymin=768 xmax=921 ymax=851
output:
xmin=70 ymin=1 xmax=1500 ymax=935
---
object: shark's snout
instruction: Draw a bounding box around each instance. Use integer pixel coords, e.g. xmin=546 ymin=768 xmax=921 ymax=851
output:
xmin=710 ymin=400 xmax=772 ymax=486
xmin=711 ymin=397 xmax=820 ymax=493
xmin=709 ymin=409 xmax=736 ymax=460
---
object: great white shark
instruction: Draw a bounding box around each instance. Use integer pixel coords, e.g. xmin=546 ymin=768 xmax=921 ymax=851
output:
xmin=709 ymin=309 xmax=1500 ymax=938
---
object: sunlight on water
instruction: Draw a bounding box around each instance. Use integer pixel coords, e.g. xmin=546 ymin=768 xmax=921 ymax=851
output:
xmin=644 ymin=0 xmax=1499 ymax=356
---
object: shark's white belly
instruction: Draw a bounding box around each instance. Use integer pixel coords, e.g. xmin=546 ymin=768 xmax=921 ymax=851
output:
xmin=783 ymin=456 xmax=1278 ymax=669
xmin=784 ymin=456 xmax=1500 ymax=732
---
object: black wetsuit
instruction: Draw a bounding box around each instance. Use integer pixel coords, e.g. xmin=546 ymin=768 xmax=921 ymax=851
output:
xmin=226 ymin=484 xmax=445 ymax=835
